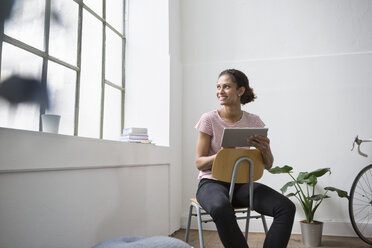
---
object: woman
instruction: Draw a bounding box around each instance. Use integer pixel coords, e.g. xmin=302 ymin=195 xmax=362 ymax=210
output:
xmin=195 ymin=69 xmax=295 ymax=248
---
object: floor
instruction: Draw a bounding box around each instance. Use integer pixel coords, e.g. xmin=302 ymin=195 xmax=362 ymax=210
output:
xmin=171 ymin=229 xmax=371 ymax=248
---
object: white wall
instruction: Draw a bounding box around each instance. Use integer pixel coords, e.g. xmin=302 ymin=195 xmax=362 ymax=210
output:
xmin=181 ymin=0 xmax=372 ymax=236
xmin=125 ymin=0 xmax=184 ymax=234
xmin=0 ymin=1 xmax=185 ymax=247
xmin=0 ymin=128 xmax=171 ymax=248
xmin=169 ymin=0 xmax=184 ymax=234
xmin=124 ymin=0 xmax=184 ymax=233
xmin=125 ymin=0 xmax=170 ymax=146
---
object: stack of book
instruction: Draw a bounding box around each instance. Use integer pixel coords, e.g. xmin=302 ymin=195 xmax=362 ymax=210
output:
xmin=119 ymin=127 xmax=151 ymax=143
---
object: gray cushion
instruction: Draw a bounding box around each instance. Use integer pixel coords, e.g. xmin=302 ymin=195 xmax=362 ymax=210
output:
xmin=92 ymin=236 xmax=192 ymax=248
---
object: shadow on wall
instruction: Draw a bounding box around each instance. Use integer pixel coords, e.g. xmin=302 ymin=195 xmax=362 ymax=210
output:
xmin=0 ymin=0 xmax=49 ymax=108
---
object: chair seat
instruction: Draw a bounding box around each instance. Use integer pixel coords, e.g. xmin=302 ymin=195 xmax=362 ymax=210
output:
xmin=190 ymin=197 xmax=249 ymax=211
xmin=190 ymin=197 xmax=199 ymax=206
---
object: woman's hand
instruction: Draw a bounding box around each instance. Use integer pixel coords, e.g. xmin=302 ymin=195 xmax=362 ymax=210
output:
xmin=248 ymin=135 xmax=274 ymax=170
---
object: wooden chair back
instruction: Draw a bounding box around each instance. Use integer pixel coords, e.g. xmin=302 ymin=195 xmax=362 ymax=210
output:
xmin=211 ymin=148 xmax=264 ymax=183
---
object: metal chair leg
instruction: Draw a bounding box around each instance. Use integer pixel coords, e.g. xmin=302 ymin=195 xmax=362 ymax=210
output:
xmin=245 ymin=209 xmax=251 ymax=240
xmin=244 ymin=212 xmax=249 ymax=240
xmin=185 ymin=204 xmax=193 ymax=242
xmin=261 ymin=215 xmax=268 ymax=234
xmin=195 ymin=205 xmax=205 ymax=248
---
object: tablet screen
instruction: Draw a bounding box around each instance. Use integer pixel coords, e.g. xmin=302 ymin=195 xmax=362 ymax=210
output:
xmin=220 ymin=128 xmax=268 ymax=148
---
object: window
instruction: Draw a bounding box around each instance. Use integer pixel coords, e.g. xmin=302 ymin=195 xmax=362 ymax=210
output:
xmin=0 ymin=0 xmax=126 ymax=140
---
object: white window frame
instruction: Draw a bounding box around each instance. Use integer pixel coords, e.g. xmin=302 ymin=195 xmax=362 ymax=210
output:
xmin=0 ymin=0 xmax=126 ymax=139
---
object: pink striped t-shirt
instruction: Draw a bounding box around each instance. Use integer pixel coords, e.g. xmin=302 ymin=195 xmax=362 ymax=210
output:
xmin=195 ymin=110 xmax=265 ymax=180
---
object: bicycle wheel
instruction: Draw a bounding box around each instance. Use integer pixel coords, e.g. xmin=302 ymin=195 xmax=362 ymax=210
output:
xmin=349 ymin=164 xmax=372 ymax=245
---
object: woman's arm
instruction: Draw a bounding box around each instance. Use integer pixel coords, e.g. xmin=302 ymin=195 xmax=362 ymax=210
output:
xmin=248 ymin=135 xmax=274 ymax=170
xmin=195 ymin=131 xmax=217 ymax=171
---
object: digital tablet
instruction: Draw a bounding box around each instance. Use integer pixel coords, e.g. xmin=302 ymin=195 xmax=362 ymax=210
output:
xmin=220 ymin=127 xmax=268 ymax=148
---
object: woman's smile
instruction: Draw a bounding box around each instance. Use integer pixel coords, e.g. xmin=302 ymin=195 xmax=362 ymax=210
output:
xmin=218 ymin=95 xmax=227 ymax=101
xmin=216 ymin=74 xmax=241 ymax=105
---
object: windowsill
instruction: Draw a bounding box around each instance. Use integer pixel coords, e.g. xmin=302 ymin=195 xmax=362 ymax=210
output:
xmin=0 ymin=127 xmax=170 ymax=173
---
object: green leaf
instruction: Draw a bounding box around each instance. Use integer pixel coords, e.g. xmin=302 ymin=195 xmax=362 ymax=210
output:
xmin=286 ymin=192 xmax=297 ymax=198
xmin=308 ymin=194 xmax=330 ymax=201
xmin=303 ymin=175 xmax=317 ymax=186
xmin=280 ymin=181 xmax=296 ymax=194
xmin=269 ymin=165 xmax=293 ymax=174
xmin=324 ymin=187 xmax=349 ymax=199
xmin=308 ymin=168 xmax=331 ymax=178
xmin=297 ymin=172 xmax=309 ymax=183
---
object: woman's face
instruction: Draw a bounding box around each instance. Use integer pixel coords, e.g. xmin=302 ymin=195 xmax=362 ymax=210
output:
xmin=216 ymin=74 xmax=243 ymax=106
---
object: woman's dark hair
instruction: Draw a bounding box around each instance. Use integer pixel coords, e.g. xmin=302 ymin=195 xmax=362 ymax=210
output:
xmin=218 ymin=69 xmax=256 ymax=105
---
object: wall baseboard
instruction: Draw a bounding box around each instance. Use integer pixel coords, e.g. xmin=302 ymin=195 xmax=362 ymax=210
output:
xmin=180 ymin=215 xmax=358 ymax=237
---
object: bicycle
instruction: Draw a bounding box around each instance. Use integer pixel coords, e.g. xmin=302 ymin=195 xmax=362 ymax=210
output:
xmin=349 ymin=136 xmax=372 ymax=245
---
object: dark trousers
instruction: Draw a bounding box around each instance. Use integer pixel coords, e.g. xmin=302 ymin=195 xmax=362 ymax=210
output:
xmin=196 ymin=179 xmax=296 ymax=248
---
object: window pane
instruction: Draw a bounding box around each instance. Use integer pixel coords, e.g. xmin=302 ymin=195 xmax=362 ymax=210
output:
xmin=106 ymin=0 xmax=124 ymax=33
xmin=78 ymin=10 xmax=102 ymax=139
xmin=83 ymin=0 xmax=102 ymax=17
xmin=105 ymin=28 xmax=122 ymax=86
xmin=103 ymin=86 xmax=121 ymax=140
xmin=0 ymin=44 xmax=43 ymax=131
xmin=0 ymin=99 xmax=40 ymax=131
xmin=49 ymin=0 xmax=78 ymax=65
xmin=4 ymin=0 xmax=45 ymax=51
xmin=46 ymin=61 xmax=76 ymax=135
xmin=0 ymin=43 xmax=43 ymax=80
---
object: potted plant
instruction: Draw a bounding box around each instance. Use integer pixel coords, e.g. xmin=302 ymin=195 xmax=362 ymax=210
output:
xmin=268 ymin=165 xmax=349 ymax=247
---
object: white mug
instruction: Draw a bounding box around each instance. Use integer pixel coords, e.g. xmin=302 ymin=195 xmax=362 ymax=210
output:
xmin=41 ymin=114 xmax=61 ymax=134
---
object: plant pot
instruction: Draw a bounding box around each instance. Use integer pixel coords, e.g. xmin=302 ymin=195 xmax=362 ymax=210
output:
xmin=300 ymin=220 xmax=323 ymax=247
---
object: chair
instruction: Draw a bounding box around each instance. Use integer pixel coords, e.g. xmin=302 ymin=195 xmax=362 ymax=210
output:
xmin=184 ymin=148 xmax=269 ymax=248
